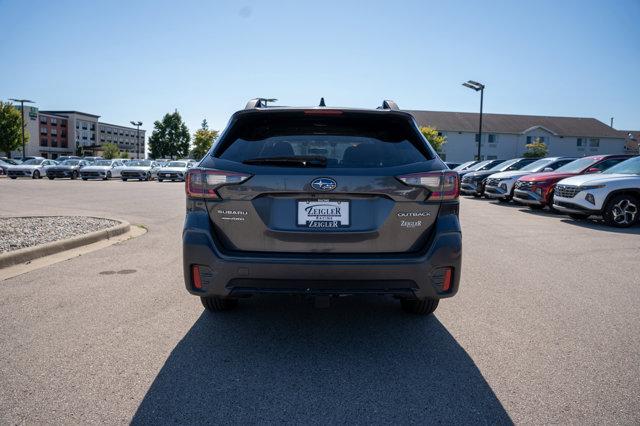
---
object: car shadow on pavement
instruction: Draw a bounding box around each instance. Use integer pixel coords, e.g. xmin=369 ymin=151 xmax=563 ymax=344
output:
xmin=559 ymin=218 xmax=640 ymax=234
xmin=131 ymin=295 xmax=511 ymax=425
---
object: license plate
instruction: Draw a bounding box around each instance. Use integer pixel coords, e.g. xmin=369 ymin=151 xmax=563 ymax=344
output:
xmin=297 ymin=200 xmax=349 ymax=228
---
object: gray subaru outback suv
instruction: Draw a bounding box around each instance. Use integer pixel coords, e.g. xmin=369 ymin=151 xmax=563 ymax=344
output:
xmin=183 ymin=99 xmax=461 ymax=315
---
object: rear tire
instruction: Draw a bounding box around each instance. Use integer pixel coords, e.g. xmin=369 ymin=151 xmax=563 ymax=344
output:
xmin=528 ymin=204 xmax=544 ymax=210
xmin=82 ymin=178 xmax=88 ymax=181
xmin=603 ymin=194 xmax=639 ymax=228
xmin=569 ymin=213 xmax=590 ymax=220
xmin=33 ymin=170 xmax=40 ymax=179
xmin=48 ymin=176 xmax=54 ymax=180
xmin=158 ymin=178 xmax=163 ymax=182
xmin=71 ymin=170 xmax=78 ymax=180
xmin=401 ymin=298 xmax=439 ymax=315
xmin=498 ymin=197 xmax=511 ymax=203
xmin=201 ymin=296 xmax=239 ymax=312
xmin=105 ymin=171 xmax=111 ymax=180
xmin=10 ymin=177 xmax=16 ymax=179
xmin=122 ymin=178 xmax=128 ymax=181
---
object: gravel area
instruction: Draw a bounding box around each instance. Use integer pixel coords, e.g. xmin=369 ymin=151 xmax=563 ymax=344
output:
xmin=0 ymin=216 xmax=120 ymax=253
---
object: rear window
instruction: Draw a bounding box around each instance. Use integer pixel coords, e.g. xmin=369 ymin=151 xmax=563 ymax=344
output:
xmin=215 ymin=113 xmax=432 ymax=168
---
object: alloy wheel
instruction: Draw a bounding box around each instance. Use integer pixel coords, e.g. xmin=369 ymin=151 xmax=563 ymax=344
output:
xmin=611 ymin=198 xmax=638 ymax=225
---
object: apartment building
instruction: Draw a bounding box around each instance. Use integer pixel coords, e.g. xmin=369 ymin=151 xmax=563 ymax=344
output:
xmin=408 ymin=111 xmax=628 ymax=163
xmin=11 ymin=106 xmax=145 ymax=159
xmin=98 ymin=123 xmax=145 ymax=158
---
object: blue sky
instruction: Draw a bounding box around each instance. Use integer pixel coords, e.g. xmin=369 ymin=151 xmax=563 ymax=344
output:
xmin=1 ymin=0 xmax=639 ymax=136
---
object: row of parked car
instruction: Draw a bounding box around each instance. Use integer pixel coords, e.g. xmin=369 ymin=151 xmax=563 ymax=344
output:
xmin=0 ymin=156 xmax=197 ymax=182
xmin=446 ymin=154 xmax=640 ymax=228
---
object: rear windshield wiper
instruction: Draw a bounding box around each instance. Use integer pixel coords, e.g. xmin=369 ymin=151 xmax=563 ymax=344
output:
xmin=242 ymin=156 xmax=327 ymax=167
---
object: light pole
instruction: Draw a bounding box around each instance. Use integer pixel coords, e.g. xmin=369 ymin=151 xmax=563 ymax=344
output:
xmin=130 ymin=121 xmax=143 ymax=159
xmin=462 ymin=81 xmax=485 ymax=161
xmin=9 ymin=98 xmax=34 ymax=159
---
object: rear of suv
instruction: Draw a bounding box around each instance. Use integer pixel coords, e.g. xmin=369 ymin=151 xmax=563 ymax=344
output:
xmin=182 ymin=99 xmax=461 ymax=315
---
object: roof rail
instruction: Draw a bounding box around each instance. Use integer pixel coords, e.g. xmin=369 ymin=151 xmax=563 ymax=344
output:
xmin=377 ymin=99 xmax=399 ymax=110
xmin=245 ymin=98 xmax=278 ymax=109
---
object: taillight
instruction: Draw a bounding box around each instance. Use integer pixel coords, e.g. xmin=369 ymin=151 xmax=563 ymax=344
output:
xmin=185 ymin=168 xmax=251 ymax=200
xmin=396 ymin=171 xmax=459 ymax=201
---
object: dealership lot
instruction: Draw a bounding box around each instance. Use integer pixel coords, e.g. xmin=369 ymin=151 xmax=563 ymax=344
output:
xmin=0 ymin=179 xmax=639 ymax=424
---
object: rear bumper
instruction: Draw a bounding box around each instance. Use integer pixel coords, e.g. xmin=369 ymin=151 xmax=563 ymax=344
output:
xmin=182 ymin=210 xmax=462 ymax=300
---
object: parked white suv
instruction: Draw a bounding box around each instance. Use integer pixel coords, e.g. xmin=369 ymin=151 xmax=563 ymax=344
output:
xmin=484 ymin=157 xmax=576 ymax=201
xmin=553 ymin=156 xmax=640 ymax=227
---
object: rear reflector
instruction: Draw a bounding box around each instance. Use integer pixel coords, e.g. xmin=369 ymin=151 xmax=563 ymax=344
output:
xmin=186 ymin=168 xmax=251 ymax=200
xmin=396 ymin=171 xmax=459 ymax=201
xmin=442 ymin=268 xmax=452 ymax=292
xmin=192 ymin=265 xmax=202 ymax=289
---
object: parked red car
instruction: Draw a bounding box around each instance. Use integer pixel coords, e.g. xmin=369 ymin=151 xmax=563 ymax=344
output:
xmin=513 ymin=155 xmax=634 ymax=210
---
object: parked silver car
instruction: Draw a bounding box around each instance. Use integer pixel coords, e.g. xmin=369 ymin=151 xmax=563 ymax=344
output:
xmin=7 ymin=158 xmax=57 ymax=179
xmin=120 ymin=160 xmax=160 ymax=181
xmin=46 ymin=159 xmax=90 ymax=180
xmin=157 ymin=160 xmax=195 ymax=182
xmin=80 ymin=159 xmax=126 ymax=180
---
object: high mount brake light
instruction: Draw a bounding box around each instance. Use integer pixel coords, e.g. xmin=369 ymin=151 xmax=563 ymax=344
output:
xmin=186 ymin=168 xmax=251 ymax=199
xmin=396 ymin=171 xmax=459 ymax=201
xmin=303 ymin=109 xmax=344 ymax=116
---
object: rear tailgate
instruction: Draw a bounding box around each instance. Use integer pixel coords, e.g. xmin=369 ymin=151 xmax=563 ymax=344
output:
xmin=197 ymin=109 xmax=449 ymax=254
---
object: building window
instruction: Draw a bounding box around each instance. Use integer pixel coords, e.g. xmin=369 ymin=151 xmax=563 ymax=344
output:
xmin=40 ymin=127 xmax=47 ymax=134
xmin=40 ymin=116 xmax=47 ymax=124
xmin=577 ymin=138 xmax=584 ymax=147
xmin=50 ymin=118 xmax=57 ymax=125
xmin=475 ymin=133 xmax=481 ymax=143
xmin=40 ymin=138 xmax=48 ymax=146
xmin=61 ymin=120 xmax=67 ymax=128
xmin=90 ymin=124 xmax=95 ymax=131
xmin=51 ymin=129 xmax=57 ymax=136
xmin=61 ymin=132 xmax=67 ymax=138
xmin=589 ymin=138 xmax=600 ymax=147
xmin=488 ymin=134 xmax=497 ymax=143
xmin=51 ymin=139 xmax=58 ymax=147
xmin=61 ymin=140 xmax=68 ymax=148
xmin=527 ymin=136 xmax=545 ymax=145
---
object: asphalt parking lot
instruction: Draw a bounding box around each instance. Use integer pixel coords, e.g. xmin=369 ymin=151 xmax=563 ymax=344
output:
xmin=0 ymin=179 xmax=639 ymax=424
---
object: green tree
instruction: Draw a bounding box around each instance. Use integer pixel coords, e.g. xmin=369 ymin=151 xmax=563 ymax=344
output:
xmin=119 ymin=150 xmax=129 ymax=159
xmin=148 ymin=110 xmax=190 ymax=159
xmin=523 ymin=139 xmax=548 ymax=158
xmin=419 ymin=126 xmax=446 ymax=154
xmin=101 ymin=142 xmax=121 ymax=159
xmin=0 ymin=101 xmax=29 ymax=157
xmin=191 ymin=119 xmax=219 ymax=160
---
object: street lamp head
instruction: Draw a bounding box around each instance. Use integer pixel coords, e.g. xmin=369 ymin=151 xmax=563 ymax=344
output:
xmin=130 ymin=120 xmax=142 ymax=126
xmin=9 ymin=98 xmax=35 ymax=104
xmin=463 ymin=80 xmax=484 ymax=91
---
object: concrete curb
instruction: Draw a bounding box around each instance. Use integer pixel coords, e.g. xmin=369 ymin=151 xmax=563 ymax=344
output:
xmin=0 ymin=217 xmax=130 ymax=269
